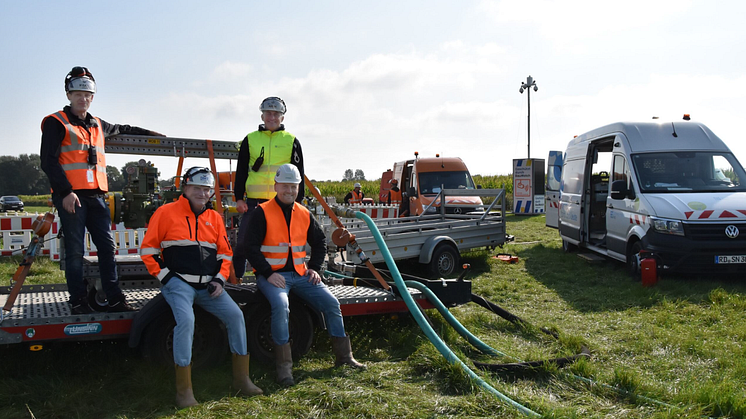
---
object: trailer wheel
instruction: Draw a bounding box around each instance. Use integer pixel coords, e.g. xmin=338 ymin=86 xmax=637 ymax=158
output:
xmin=428 ymin=243 xmax=460 ymax=278
xmin=140 ymin=307 xmax=227 ymax=369
xmin=245 ymin=301 xmax=314 ymax=365
xmin=627 ymin=240 xmax=643 ymax=279
xmin=86 ymin=287 xmax=109 ymax=312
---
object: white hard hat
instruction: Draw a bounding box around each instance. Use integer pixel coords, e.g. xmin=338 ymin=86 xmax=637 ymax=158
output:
xmin=354 ymin=183 xmax=361 ymax=188
xmin=65 ymin=66 xmax=96 ymax=93
xmin=183 ymin=167 xmax=215 ymax=188
xmin=67 ymin=77 xmax=96 ymax=93
xmin=260 ymin=97 xmax=286 ymax=114
xmin=275 ymin=164 xmax=302 ymax=184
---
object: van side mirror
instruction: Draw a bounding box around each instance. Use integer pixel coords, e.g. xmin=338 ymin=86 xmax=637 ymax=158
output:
xmin=408 ymin=187 xmax=417 ymax=198
xmin=477 ymin=185 xmax=483 ymax=189
xmin=611 ymin=180 xmax=635 ymax=200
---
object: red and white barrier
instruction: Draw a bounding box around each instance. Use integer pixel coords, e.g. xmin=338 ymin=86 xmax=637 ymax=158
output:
xmin=0 ymin=213 xmax=145 ymax=260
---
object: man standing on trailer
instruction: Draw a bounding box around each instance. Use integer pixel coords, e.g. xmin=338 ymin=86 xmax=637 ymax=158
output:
xmin=233 ymin=97 xmax=305 ymax=279
xmin=140 ymin=167 xmax=263 ymax=408
xmin=244 ymin=164 xmax=364 ymax=386
xmin=40 ymin=66 xmax=164 ymax=314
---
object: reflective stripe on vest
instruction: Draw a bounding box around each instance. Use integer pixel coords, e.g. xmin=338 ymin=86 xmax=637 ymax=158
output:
xmin=259 ymin=199 xmax=310 ymax=275
xmin=42 ymin=111 xmax=108 ymax=192
xmin=389 ymin=189 xmax=402 ymax=205
xmin=349 ymin=190 xmax=363 ymax=204
xmin=244 ymin=130 xmax=295 ymax=200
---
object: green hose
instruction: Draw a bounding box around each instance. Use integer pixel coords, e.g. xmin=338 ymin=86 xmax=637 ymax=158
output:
xmin=353 ymin=211 xmax=541 ymax=417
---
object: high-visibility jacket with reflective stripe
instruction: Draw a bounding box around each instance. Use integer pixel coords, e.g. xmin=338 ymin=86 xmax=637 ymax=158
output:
xmin=349 ymin=190 xmax=363 ymax=204
xmin=245 ymin=130 xmax=295 ymax=200
xmin=258 ymin=199 xmax=310 ymax=275
xmin=140 ymin=195 xmax=232 ymax=285
xmin=42 ymin=110 xmax=108 ymax=192
xmin=388 ymin=188 xmax=402 ymax=205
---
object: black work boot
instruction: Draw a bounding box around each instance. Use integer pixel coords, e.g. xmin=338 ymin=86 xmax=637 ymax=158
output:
xmin=107 ymin=294 xmax=136 ymax=312
xmin=70 ymin=298 xmax=94 ymax=315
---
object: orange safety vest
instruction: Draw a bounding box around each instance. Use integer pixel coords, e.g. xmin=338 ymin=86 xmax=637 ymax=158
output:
xmin=349 ymin=190 xmax=363 ymax=204
xmin=259 ymin=199 xmax=310 ymax=276
xmin=42 ymin=110 xmax=108 ymax=192
xmin=388 ymin=188 xmax=402 ymax=205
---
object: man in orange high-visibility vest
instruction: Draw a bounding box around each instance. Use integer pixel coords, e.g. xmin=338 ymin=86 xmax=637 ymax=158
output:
xmin=244 ymin=164 xmax=364 ymax=387
xmin=344 ymin=182 xmax=364 ymax=204
xmin=40 ymin=66 xmax=164 ymax=314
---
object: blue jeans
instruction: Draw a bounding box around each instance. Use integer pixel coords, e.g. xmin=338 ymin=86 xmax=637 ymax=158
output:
xmin=233 ymin=200 xmax=262 ymax=278
xmin=52 ymin=193 xmax=120 ymax=303
xmin=257 ymin=271 xmax=346 ymax=345
xmin=160 ymin=278 xmax=247 ymax=367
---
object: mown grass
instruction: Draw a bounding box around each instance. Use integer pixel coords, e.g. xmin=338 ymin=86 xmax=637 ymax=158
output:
xmin=1 ymin=214 xmax=745 ymax=418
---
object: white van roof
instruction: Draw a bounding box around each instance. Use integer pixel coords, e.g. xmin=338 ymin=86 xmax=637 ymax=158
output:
xmin=568 ymin=121 xmax=730 ymax=153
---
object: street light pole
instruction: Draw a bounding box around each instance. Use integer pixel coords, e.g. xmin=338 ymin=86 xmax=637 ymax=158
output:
xmin=519 ymin=75 xmax=538 ymax=159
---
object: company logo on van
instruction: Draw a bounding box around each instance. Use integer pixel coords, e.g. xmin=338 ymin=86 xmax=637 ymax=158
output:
xmin=63 ymin=323 xmax=102 ymax=336
xmin=725 ymin=225 xmax=740 ymax=239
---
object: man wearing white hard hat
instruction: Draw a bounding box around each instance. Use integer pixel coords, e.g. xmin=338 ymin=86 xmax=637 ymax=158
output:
xmin=244 ymin=164 xmax=364 ymax=386
xmin=141 ymin=167 xmax=263 ymax=408
xmin=344 ymin=182 xmax=364 ymax=204
xmin=233 ymin=96 xmax=305 ymax=279
xmin=40 ymin=66 xmax=164 ymax=314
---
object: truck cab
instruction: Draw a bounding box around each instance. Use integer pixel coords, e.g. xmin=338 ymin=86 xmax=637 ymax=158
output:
xmin=555 ymin=120 xmax=746 ymax=275
xmin=383 ymin=154 xmax=484 ymax=216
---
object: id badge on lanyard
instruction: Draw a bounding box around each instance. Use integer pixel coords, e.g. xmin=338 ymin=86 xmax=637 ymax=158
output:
xmin=87 ymin=169 xmax=94 ymax=183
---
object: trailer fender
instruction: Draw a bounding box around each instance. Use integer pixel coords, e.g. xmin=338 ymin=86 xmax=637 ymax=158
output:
xmin=419 ymin=236 xmax=458 ymax=264
xmin=128 ymin=293 xmax=171 ymax=349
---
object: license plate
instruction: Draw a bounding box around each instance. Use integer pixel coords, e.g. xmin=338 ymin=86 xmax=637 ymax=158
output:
xmin=715 ymin=255 xmax=746 ymax=264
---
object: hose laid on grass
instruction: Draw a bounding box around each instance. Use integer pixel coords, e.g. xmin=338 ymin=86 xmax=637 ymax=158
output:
xmin=353 ymin=210 xmax=541 ymax=418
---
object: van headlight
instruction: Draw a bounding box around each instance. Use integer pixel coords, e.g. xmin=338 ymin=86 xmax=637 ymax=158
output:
xmin=650 ymin=217 xmax=685 ymax=236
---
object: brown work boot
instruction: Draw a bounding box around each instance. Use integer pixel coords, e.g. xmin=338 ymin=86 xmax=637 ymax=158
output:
xmin=232 ymin=354 xmax=263 ymax=396
xmin=175 ymin=364 xmax=198 ymax=408
xmin=274 ymin=343 xmax=295 ymax=386
xmin=331 ymin=335 xmax=365 ymax=369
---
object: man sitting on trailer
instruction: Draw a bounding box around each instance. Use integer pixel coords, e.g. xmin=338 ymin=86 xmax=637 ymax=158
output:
xmin=140 ymin=167 xmax=263 ymax=408
xmin=40 ymin=66 xmax=164 ymax=314
xmin=244 ymin=164 xmax=364 ymax=386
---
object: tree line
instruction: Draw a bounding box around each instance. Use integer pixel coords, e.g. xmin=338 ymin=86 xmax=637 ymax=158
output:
xmin=0 ymin=154 xmax=151 ymax=196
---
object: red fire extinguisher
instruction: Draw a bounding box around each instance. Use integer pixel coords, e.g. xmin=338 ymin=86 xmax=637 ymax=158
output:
xmin=640 ymin=251 xmax=657 ymax=287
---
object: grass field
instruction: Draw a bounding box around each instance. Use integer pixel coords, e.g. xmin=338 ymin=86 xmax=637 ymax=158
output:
xmin=1 ymin=215 xmax=745 ymax=418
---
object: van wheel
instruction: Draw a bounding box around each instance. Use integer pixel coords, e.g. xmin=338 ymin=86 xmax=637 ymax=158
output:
xmin=245 ymin=301 xmax=315 ymax=365
xmin=140 ymin=307 xmax=227 ymax=369
xmin=428 ymin=244 xmax=460 ymax=278
xmin=627 ymin=241 xmax=643 ymax=279
xmin=562 ymin=239 xmax=577 ymax=253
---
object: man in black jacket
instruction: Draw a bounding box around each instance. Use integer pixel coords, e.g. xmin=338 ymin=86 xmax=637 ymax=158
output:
xmin=40 ymin=66 xmax=164 ymax=314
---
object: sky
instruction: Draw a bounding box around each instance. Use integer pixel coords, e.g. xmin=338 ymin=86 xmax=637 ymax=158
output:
xmin=2 ymin=0 xmax=746 ymax=183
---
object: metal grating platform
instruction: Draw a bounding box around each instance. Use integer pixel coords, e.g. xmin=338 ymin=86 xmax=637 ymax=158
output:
xmin=0 ymin=287 xmax=159 ymax=326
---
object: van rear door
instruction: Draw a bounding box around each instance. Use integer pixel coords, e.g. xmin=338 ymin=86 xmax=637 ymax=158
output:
xmin=546 ymin=150 xmax=563 ymax=228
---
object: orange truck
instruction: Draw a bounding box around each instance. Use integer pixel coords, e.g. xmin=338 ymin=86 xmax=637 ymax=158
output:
xmin=380 ymin=153 xmax=484 ymax=215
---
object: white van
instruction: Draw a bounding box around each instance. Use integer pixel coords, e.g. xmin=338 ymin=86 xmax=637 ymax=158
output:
xmin=549 ymin=120 xmax=746 ymax=275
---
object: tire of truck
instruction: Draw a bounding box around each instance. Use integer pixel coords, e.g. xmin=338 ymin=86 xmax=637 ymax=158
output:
xmin=562 ymin=239 xmax=577 ymax=253
xmin=245 ymin=300 xmax=315 ymax=365
xmin=626 ymin=240 xmax=643 ymax=280
xmin=140 ymin=307 xmax=227 ymax=369
xmin=428 ymin=243 xmax=460 ymax=278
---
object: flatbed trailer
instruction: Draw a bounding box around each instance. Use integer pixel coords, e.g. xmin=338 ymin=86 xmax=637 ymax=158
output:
xmin=0 ymin=255 xmax=472 ymax=366
xmin=0 ymin=134 xmax=476 ymax=365
xmin=328 ymin=188 xmax=508 ymax=277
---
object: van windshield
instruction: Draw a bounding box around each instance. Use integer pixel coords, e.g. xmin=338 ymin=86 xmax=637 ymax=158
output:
xmin=418 ymin=171 xmax=476 ymax=194
xmin=632 ymin=152 xmax=746 ymax=193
